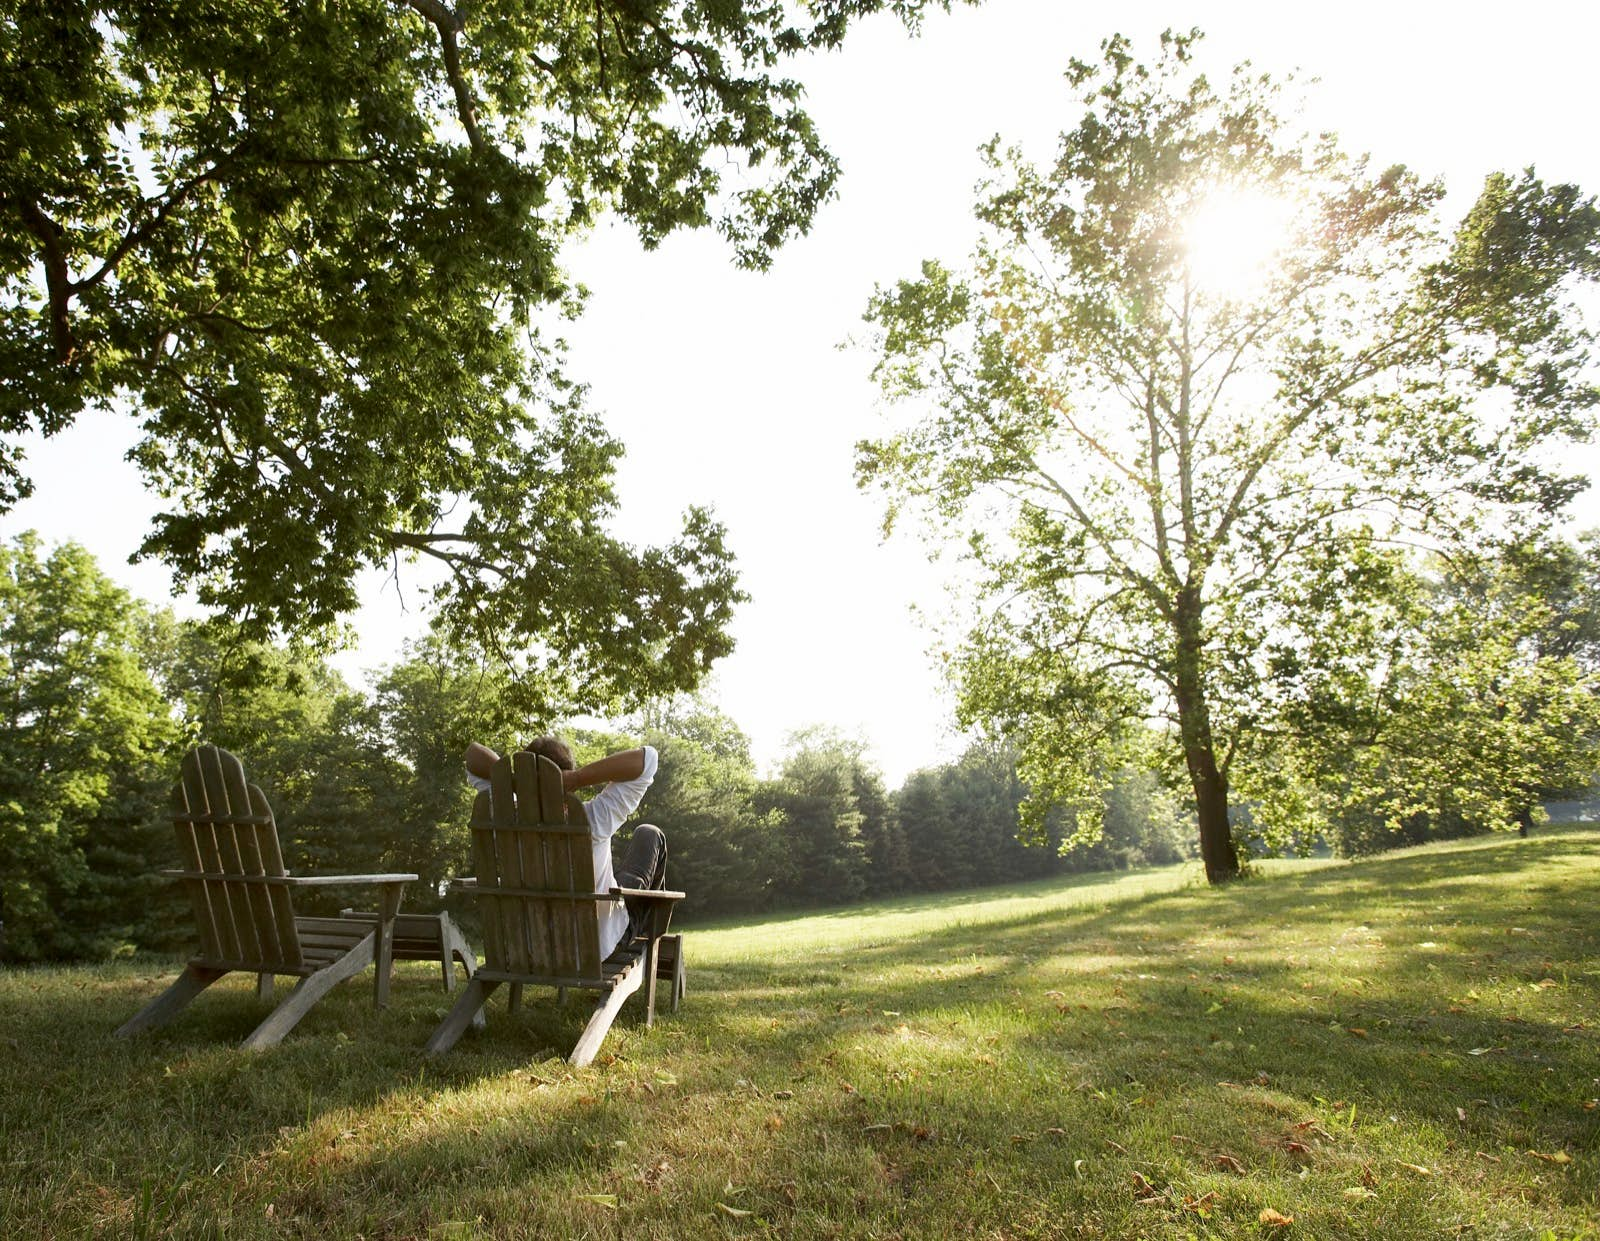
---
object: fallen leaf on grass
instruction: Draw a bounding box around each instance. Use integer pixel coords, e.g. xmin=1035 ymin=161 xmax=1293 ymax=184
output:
xmin=1129 ymin=1172 xmax=1163 ymax=1201
xmin=1343 ymin=1187 xmax=1377 ymax=1200
xmin=575 ymin=1194 xmax=617 ymax=1210
xmin=1526 ymin=1150 xmax=1572 ymax=1164
xmin=1259 ymin=1207 xmax=1294 ymax=1227
xmin=1214 ymin=1154 xmax=1246 ymax=1174
xmin=716 ymin=1203 xmax=753 ymax=1218
xmin=1348 ymin=1027 xmax=1368 ymax=1038
xmin=1396 ymin=1162 xmax=1432 ymax=1176
xmin=773 ymin=1090 xmax=793 ymax=1100
xmin=1583 ymin=1100 xmax=1598 ymax=1111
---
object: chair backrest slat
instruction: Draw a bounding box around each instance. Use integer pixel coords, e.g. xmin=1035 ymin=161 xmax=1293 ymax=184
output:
xmin=192 ymin=747 xmax=244 ymax=962
xmin=468 ymin=790 xmax=504 ymax=968
xmin=488 ymin=758 xmax=528 ymax=975
xmin=512 ymin=752 xmax=555 ymax=969
xmin=212 ymin=748 xmax=266 ymax=964
xmin=248 ymin=784 xmax=303 ymax=971
xmin=173 ymin=759 xmax=223 ymax=963
xmin=567 ymin=798 xmax=601 ymax=976
xmin=469 ymin=751 xmax=607 ymax=982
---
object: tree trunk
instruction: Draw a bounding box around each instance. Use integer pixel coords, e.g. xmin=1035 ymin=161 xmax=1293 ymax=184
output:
xmin=1173 ymin=598 xmax=1239 ymax=884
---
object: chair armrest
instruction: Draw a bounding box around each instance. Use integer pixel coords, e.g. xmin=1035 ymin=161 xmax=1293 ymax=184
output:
xmin=281 ymin=873 xmax=418 ymax=886
xmin=611 ymin=887 xmax=686 ymax=901
xmin=160 ymin=870 xmax=417 ymax=885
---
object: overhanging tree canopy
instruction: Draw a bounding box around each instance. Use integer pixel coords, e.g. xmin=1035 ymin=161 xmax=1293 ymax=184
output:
xmin=857 ymin=31 xmax=1600 ymax=881
xmin=2 ymin=0 xmax=956 ymax=709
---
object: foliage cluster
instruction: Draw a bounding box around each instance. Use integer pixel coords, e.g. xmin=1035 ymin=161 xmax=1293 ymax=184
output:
xmin=2 ymin=0 xmax=970 ymax=715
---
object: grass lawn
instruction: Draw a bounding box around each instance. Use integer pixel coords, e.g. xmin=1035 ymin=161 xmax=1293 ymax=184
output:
xmin=2 ymin=828 xmax=1596 ymax=1239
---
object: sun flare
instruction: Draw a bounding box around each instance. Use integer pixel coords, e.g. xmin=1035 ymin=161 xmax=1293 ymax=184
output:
xmin=1182 ymin=186 xmax=1299 ymax=301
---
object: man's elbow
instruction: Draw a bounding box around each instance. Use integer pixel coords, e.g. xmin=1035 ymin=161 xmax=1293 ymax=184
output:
xmin=464 ymin=742 xmax=498 ymax=780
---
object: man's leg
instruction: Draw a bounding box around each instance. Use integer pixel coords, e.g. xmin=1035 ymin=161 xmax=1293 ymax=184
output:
xmin=615 ymin=823 xmax=667 ymax=939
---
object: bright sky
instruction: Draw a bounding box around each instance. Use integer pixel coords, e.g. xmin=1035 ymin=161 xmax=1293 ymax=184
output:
xmin=8 ymin=0 xmax=1600 ymax=785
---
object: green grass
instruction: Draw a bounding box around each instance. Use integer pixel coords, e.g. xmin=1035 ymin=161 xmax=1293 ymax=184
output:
xmin=2 ymin=830 xmax=1597 ymax=1239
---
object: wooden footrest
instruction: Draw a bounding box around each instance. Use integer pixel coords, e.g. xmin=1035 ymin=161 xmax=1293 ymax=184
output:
xmin=338 ymin=909 xmax=477 ymax=992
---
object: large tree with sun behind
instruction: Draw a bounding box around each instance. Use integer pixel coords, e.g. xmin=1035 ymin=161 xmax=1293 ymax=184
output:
xmin=857 ymin=30 xmax=1600 ymax=881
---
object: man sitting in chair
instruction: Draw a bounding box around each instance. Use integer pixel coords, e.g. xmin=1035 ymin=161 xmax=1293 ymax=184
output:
xmin=464 ymin=737 xmax=667 ymax=959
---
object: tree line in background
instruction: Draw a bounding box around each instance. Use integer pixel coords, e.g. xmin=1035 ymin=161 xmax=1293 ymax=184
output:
xmin=6 ymin=530 xmax=1596 ymax=964
xmin=0 ymin=534 xmax=1194 ymax=964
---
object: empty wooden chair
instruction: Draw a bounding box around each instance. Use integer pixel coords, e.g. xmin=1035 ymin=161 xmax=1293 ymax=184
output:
xmin=115 ymin=745 xmax=417 ymax=1050
xmin=424 ymin=749 xmax=683 ymax=1066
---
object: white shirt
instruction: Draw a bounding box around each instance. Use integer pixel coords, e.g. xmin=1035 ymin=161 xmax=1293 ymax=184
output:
xmin=582 ymin=745 xmax=658 ymax=959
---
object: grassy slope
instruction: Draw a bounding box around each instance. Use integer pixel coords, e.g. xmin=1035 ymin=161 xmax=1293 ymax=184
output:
xmin=1 ymin=829 xmax=1596 ymax=1239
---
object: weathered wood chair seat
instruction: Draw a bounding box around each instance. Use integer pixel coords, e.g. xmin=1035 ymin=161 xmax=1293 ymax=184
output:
xmin=115 ymin=745 xmax=417 ymax=1050
xmin=424 ymin=749 xmax=683 ymax=1066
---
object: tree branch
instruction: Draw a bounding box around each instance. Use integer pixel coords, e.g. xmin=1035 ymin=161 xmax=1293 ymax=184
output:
xmin=403 ymin=0 xmax=486 ymax=155
xmin=14 ymin=198 xmax=75 ymax=363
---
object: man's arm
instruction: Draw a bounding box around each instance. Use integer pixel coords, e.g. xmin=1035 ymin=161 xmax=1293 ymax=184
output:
xmin=465 ymin=742 xmax=500 ymax=781
xmin=562 ymin=748 xmax=647 ymax=793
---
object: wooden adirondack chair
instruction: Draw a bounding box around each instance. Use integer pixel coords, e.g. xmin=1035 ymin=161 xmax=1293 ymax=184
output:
xmin=424 ymin=749 xmax=684 ymax=1066
xmin=115 ymin=745 xmax=418 ymax=1050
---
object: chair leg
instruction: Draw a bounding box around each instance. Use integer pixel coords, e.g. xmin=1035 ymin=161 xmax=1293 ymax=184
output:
xmin=257 ymin=973 xmax=275 ymax=1002
xmin=569 ymin=960 xmax=645 ymax=1068
xmin=439 ymin=914 xmax=477 ymax=992
xmin=643 ymin=937 xmax=662 ymax=1030
xmin=424 ymin=977 xmax=501 ymax=1057
xmin=373 ymin=882 xmax=405 ymax=1010
xmin=509 ymin=982 xmax=523 ymax=1013
xmin=240 ymin=936 xmax=376 ymax=1051
xmin=115 ymin=965 xmax=228 ymax=1038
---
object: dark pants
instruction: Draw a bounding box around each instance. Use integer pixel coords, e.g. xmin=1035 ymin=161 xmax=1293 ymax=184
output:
xmin=615 ymin=823 xmax=667 ymax=941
